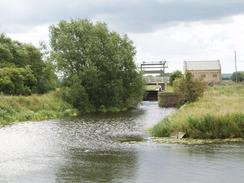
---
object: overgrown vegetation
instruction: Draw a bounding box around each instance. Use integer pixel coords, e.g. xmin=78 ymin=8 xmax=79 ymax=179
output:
xmin=231 ymin=71 xmax=244 ymax=82
xmin=151 ymin=84 xmax=244 ymax=139
xmin=0 ymin=67 xmax=36 ymax=95
xmin=173 ymin=72 xmax=206 ymax=103
xmin=169 ymin=70 xmax=183 ymax=85
xmin=0 ymin=91 xmax=78 ymax=126
xmin=50 ymin=19 xmax=144 ymax=113
xmin=0 ymin=34 xmax=57 ymax=94
xmin=0 ymin=19 xmax=145 ymax=125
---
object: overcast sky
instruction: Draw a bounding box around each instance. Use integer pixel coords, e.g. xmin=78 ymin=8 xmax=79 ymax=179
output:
xmin=1 ymin=0 xmax=244 ymax=73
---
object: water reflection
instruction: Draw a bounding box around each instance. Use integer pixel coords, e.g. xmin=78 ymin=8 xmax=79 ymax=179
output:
xmin=134 ymin=143 xmax=244 ymax=183
xmin=0 ymin=102 xmax=243 ymax=183
xmin=56 ymin=150 xmax=137 ymax=183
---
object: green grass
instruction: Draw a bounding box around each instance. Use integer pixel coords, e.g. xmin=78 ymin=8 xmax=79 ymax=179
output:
xmin=145 ymin=84 xmax=173 ymax=92
xmin=145 ymin=85 xmax=159 ymax=91
xmin=0 ymin=91 xmax=78 ymax=126
xmin=165 ymin=85 xmax=174 ymax=92
xmin=151 ymin=83 xmax=244 ymax=139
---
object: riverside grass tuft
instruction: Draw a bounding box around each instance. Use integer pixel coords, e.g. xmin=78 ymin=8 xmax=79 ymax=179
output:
xmin=151 ymin=83 xmax=244 ymax=139
xmin=0 ymin=91 xmax=78 ymax=126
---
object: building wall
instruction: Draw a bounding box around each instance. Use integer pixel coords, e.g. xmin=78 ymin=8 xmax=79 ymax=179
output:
xmin=188 ymin=70 xmax=221 ymax=84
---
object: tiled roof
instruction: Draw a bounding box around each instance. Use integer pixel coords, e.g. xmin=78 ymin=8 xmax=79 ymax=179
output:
xmin=184 ymin=60 xmax=221 ymax=71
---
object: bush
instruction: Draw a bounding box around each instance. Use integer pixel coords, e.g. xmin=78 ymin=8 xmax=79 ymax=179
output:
xmin=61 ymin=76 xmax=94 ymax=113
xmin=0 ymin=33 xmax=57 ymax=94
xmin=173 ymin=72 xmax=206 ymax=102
xmin=0 ymin=67 xmax=36 ymax=95
xmin=169 ymin=70 xmax=183 ymax=85
xmin=231 ymin=71 xmax=244 ymax=82
xmin=151 ymin=119 xmax=171 ymax=137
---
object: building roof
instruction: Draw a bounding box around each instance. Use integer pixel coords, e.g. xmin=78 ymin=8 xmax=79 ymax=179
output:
xmin=184 ymin=60 xmax=221 ymax=71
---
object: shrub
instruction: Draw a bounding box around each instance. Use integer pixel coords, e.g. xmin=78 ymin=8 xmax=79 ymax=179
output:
xmin=169 ymin=70 xmax=183 ymax=85
xmin=0 ymin=67 xmax=36 ymax=95
xmin=231 ymin=71 xmax=244 ymax=82
xmin=173 ymin=72 xmax=206 ymax=102
xmin=0 ymin=33 xmax=57 ymax=94
xmin=151 ymin=119 xmax=171 ymax=137
xmin=61 ymin=83 xmax=95 ymax=113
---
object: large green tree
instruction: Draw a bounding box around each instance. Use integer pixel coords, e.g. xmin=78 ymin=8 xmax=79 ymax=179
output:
xmin=0 ymin=34 xmax=57 ymax=94
xmin=50 ymin=19 xmax=144 ymax=112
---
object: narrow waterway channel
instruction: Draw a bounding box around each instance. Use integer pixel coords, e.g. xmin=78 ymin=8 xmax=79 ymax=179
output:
xmin=0 ymin=102 xmax=244 ymax=183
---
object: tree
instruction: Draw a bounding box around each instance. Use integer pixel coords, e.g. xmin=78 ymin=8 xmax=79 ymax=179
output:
xmin=169 ymin=70 xmax=183 ymax=85
xmin=0 ymin=33 xmax=57 ymax=94
xmin=0 ymin=67 xmax=36 ymax=95
xmin=231 ymin=71 xmax=244 ymax=82
xmin=49 ymin=19 xmax=144 ymax=112
xmin=173 ymin=72 xmax=206 ymax=102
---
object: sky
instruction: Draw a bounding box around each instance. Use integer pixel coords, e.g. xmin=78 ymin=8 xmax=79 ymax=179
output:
xmin=1 ymin=0 xmax=244 ymax=73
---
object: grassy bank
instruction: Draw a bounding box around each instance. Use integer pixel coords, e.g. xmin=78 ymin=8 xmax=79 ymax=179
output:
xmin=0 ymin=91 xmax=78 ymax=126
xmin=151 ymin=84 xmax=244 ymax=139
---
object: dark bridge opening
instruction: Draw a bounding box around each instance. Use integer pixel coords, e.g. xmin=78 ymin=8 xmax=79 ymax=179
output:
xmin=144 ymin=90 xmax=158 ymax=101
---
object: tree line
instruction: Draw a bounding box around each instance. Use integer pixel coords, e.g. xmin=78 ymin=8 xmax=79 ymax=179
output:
xmin=0 ymin=34 xmax=57 ymax=95
xmin=0 ymin=19 xmax=144 ymax=112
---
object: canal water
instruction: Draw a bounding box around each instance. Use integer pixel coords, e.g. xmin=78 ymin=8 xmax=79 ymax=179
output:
xmin=0 ymin=102 xmax=244 ymax=183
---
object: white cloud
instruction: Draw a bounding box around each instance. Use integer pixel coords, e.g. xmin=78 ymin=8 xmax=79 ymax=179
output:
xmin=6 ymin=15 xmax=244 ymax=73
xmin=7 ymin=24 xmax=49 ymax=46
xmin=129 ymin=15 xmax=244 ymax=73
xmin=1 ymin=0 xmax=244 ymax=33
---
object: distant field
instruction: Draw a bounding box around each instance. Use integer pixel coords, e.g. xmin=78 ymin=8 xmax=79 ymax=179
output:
xmin=151 ymin=83 xmax=244 ymax=139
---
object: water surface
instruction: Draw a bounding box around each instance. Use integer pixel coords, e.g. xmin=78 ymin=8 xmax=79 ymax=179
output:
xmin=0 ymin=102 xmax=243 ymax=183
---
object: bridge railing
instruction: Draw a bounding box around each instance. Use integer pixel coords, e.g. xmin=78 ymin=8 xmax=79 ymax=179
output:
xmin=140 ymin=61 xmax=168 ymax=76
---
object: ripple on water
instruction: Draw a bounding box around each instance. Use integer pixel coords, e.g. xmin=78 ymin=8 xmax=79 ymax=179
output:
xmin=0 ymin=102 xmax=244 ymax=183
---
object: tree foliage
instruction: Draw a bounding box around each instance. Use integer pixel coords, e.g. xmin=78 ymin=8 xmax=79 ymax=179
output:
xmin=231 ymin=71 xmax=244 ymax=82
xmin=0 ymin=34 xmax=57 ymax=94
xmin=50 ymin=19 xmax=144 ymax=112
xmin=0 ymin=67 xmax=36 ymax=95
xmin=173 ymin=72 xmax=206 ymax=102
xmin=169 ymin=70 xmax=183 ymax=85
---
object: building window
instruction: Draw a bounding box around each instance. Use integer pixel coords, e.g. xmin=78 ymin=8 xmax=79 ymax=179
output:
xmin=213 ymin=74 xmax=217 ymax=78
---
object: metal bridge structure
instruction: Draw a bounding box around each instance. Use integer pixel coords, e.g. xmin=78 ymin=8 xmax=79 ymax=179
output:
xmin=140 ymin=60 xmax=169 ymax=101
xmin=140 ymin=60 xmax=168 ymax=76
